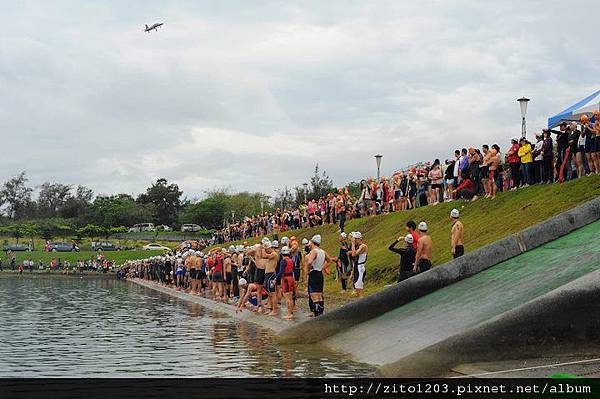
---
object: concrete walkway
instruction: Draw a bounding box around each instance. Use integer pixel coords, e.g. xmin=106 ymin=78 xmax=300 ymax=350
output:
xmin=322 ymin=219 xmax=600 ymax=374
xmin=130 ymin=279 xmax=308 ymax=333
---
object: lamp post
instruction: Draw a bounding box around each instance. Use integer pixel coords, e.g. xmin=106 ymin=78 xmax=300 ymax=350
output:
xmin=517 ymin=97 xmax=530 ymax=139
xmin=231 ymin=210 xmax=235 ymax=223
xmin=260 ymin=197 xmax=264 ymax=214
xmin=302 ymin=183 xmax=308 ymax=202
xmin=375 ymin=154 xmax=383 ymax=180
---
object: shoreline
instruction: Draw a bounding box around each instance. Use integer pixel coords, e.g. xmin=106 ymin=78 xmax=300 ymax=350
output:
xmin=129 ymin=278 xmax=308 ymax=334
xmin=0 ymin=271 xmax=116 ymax=279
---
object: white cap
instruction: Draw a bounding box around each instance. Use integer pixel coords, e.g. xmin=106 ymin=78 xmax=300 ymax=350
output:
xmin=281 ymin=236 xmax=289 ymax=245
xmin=271 ymin=240 xmax=279 ymax=248
xmin=311 ymin=234 xmax=321 ymax=245
xmin=450 ymin=208 xmax=460 ymax=218
xmin=238 ymin=278 xmax=247 ymax=286
xmin=404 ymin=234 xmax=414 ymax=244
xmin=351 ymin=231 xmax=362 ymax=239
xmin=418 ymin=221 xmax=428 ymax=232
xmin=280 ymin=246 xmax=290 ymax=255
xmin=302 ymin=238 xmax=309 ymax=245
xmin=261 ymin=237 xmax=271 ymax=246
xmin=229 ymin=245 xmax=236 ymax=252
xmin=340 ymin=232 xmax=347 ymax=238
xmin=263 ymin=241 xmax=272 ymax=249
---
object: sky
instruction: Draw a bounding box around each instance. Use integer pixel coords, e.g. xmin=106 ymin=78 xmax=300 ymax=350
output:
xmin=1 ymin=0 xmax=599 ymax=200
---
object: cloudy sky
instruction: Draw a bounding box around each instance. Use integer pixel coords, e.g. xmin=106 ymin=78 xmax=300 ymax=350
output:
xmin=2 ymin=0 xmax=598 ymax=199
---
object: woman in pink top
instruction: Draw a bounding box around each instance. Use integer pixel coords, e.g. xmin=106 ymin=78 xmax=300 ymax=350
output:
xmin=428 ymin=160 xmax=443 ymax=205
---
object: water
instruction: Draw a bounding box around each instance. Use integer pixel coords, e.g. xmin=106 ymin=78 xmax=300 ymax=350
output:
xmin=0 ymin=276 xmax=374 ymax=377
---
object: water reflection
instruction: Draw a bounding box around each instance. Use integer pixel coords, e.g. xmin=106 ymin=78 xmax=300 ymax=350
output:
xmin=0 ymin=277 xmax=374 ymax=377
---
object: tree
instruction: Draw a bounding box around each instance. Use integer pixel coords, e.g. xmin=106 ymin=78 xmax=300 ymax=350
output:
xmin=180 ymin=197 xmax=226 ymax=229
xmin=88 ymin=194 xmax=151 ymax=228
xmin=0 ymin=171 xmax=34 ymax=220
xmin=137 ymin=178 xmax=183 ymax=226
xmin=78 ymin=224 xmax=104 ymax=241
xmin=309 ymin=164 xmax=335 ymax=200
xmin=59 ymin=185 xmax=94 ymax=220
xmin=37 ymin=182 xmax=73 ymax=218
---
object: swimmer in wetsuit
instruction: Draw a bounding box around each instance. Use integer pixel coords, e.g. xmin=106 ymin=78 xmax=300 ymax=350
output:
xmin=349 ymin=231 xmax=368 ymax=297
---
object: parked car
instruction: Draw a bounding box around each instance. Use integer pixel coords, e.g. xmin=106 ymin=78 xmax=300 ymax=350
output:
xmin=48 ymin=242 xmax=79 ymax=252
xmin=157 ymin=225 xmax=173 ymax=232
xmin=181 ymin=224 xmax=201 ymax=232
xmin=2 ymin=243 xmax=27 ymax=252
xmin=91 ymin=241 xmax=121 ymax=251
xmin=128 ymin=223 xmax=156 ymax=233
xmin=142 ymin=243 xmax=170 ymax=251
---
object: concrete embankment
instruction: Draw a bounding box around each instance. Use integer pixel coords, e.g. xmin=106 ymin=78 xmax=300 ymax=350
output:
xmin=317 ymin=218 xmax=600 ymax=376
xmin=277 ymin=195 xmax=600 ymax=345
xmin=130 ymin=279 xmax=306 ymax=333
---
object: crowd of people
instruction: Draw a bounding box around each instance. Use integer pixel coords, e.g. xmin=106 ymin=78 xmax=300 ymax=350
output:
xmin=0 ymin=253 xmax=115 ymax=274
xmin=123 ymin=206 xmax=466 ymax=320
xmin=125 ymin=110 xmax=598 ymax=321
xmin=214 ymin=111 xmax=599 ymax=242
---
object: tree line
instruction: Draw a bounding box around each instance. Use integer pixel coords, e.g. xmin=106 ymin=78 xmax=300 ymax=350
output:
xmin=0 ymin=165 xmax=338 ymax=238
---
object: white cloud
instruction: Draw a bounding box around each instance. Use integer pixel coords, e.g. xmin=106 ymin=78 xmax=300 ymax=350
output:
xmin=1 ymin=0 xmax=599 ymax=199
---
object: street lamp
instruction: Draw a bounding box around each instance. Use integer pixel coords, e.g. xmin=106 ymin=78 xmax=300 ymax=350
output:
xmin=231 ymin=210 xmax=235 ymax=223
xmin=517 ymin=97 xmax=530 ymax=139
xmin=260 ymin=197 xmax=264 ymax=214
xmin=302 ymin=182 xmax=308 ymax=202
xmin=375 ymin=154 xmax=383 ymax=180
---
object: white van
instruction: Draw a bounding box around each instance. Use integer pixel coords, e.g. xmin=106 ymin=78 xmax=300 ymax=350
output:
xmin=128 ymin=223 xmax=156 ymax=232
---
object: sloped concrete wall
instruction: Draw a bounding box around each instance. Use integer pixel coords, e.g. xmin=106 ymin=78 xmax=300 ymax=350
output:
xmin=277 ymin=196 xmax=600 ymax=344
xmin=377 ymin=269 xmax=600 ymax=377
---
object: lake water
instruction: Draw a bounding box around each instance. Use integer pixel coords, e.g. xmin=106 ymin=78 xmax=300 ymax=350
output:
xmin=0 ymin=276 xmax=373 ymax=377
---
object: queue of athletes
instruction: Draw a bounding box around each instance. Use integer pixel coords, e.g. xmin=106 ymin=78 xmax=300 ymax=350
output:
xmin=123 ymin=206 xmax=465 ymax=319
xmin=124 ymin=232 xmax=365 ymax=320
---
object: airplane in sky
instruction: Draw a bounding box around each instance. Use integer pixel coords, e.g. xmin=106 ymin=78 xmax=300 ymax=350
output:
xmin=144 ymin=23 xmax=164 ymax=32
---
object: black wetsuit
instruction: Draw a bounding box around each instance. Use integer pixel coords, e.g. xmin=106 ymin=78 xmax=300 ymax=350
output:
xmin=388 ymin=240 xmax=416 ymax=282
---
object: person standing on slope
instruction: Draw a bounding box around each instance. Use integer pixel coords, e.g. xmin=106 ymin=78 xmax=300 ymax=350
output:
xmin=450 ymin=209 xmax=464 ymax=258
xmin=413 ymin=221 xmax=433 ymax=273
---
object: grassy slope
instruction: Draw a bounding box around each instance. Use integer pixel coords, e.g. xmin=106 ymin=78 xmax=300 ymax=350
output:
xmin=211 ymin=174 xmax=600 ymax=301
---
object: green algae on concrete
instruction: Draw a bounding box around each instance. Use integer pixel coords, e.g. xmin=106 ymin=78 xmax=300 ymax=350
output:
xmin=324 ymin=219 xmax=600 ymax=366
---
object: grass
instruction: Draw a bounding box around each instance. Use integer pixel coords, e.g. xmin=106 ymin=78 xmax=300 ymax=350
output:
xmin=208 ymin=174 xmax=600 ymax=304
xmin=1 ymin=250 xmax=168 ymax=266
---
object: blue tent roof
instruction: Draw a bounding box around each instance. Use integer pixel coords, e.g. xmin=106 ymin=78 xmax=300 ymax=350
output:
xmin=548 ymin=89 xmax=600 ymax=128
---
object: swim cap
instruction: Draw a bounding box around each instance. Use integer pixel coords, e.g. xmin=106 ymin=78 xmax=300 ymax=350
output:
xmin=281 ymin=236 xmax=289 ymax=245
xmin=450 ymin=209 xmax=460 ymax=218
xmin=238 ymin=278 xmax=247 ymax=286
xmin=340 ymin=232 xmax=347 ymax=238
xmin=405 ymin=234 xmax=414 ymax=244
xmin=280 ymin=246 xmax=290 ymax=255
xmin=271 ymin=240 xmax=279 ymax=248
xmin=302 ymin=238 xmax=309 ymax=245
xmin=352 ymin=231 xmax=362 ymax=239
xmin=311 ymin=234 xmax=321 ymax=245
xmin=418 ymin=221 xmax=428 ymax=232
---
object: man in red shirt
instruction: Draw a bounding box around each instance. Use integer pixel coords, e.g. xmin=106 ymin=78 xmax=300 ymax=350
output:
xmin=405 ymin=221 xmax=420 ymax=250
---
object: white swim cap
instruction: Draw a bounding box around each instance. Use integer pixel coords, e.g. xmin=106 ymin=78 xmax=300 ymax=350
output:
xmin=238 ymin=278 xmax=247 ymax=286
xmin=450 ymin=208 xmax=460 ymax=218
xmin=271 ymin=240 xmax=279 ymax=248
xmin=302 ymin=238 xmax=309 ymax=245
xmin=418 ymin=221 xmax=428 ymax=232
xmin=340 ymin=232 xmax=347 ymax=238
xmin=281 ymin=236 xmax=289 ymax=245
xmin=280 ymin=246 xmax=290 ymax=255
xmin=311 ymin=234 xmax=321 ymax=245
xmin=352 ymin=231 xmax=362 ymax=239
xmin=261 ymin=237 xmax=271 ymax=246
xmin=405 ymin=234 xmax=414 ymax=244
